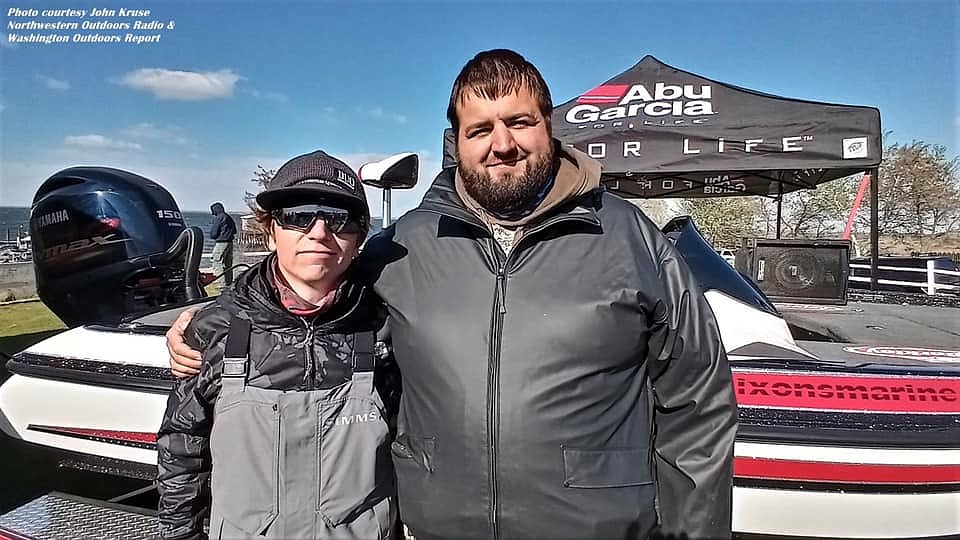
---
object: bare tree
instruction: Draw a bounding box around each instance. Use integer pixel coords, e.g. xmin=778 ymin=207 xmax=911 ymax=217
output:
xmin=781 ymin=190 xmax=819 ymax=238
xmin=858 ymin=141 xmax=960 ymax=238
xmin=756 ymin=197 xmax=779 ymax=238
xmin=779 ymin=174 xmax=860 ymax=238
xmin=628 ymin=199 xmax=681 ymax=228
xmin=245 ymin=165 xmax=277 ymax=208
xmin=680 ymin=197 xmax=760 ymax=248
xmin=751 ymin=174 xmax=859 ymax=240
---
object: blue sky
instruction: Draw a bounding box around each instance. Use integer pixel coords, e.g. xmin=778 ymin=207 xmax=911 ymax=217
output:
xmin=0 ymin=0 xmax=955 ymax=213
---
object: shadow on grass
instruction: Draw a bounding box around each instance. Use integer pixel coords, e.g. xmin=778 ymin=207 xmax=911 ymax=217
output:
xmin=0 ymin=329 xmax=64 ymax=357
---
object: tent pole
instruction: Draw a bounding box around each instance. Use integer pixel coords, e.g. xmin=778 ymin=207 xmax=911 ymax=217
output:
xmin=775 ymin=182 xmax=783 ymax=239
xmin=869 ymin=167 xmax=880 ymax=290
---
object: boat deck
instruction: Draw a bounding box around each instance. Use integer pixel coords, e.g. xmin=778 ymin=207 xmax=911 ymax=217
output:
xmin=779 ymin=301 xmax=959 ymax=348
xmin=777 ymin=300 xmax=959 ymax=371
xmin=0 ymin=492 xmax=156 ymax=540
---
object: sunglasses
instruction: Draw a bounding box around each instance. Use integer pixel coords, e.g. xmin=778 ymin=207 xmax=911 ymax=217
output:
xmin=271 ymin=204 xmax=364 ymax=234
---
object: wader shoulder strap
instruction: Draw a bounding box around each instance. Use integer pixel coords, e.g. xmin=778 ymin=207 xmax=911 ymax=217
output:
xmin=221 ymin=315 xmax=251 ymax=391
xmin=351 ymin=331 xmax=375 ymax=373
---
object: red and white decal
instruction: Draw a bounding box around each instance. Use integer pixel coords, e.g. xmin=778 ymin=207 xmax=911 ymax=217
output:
xmin=733 ymin=371 xmax=960 ymax=413
xmin=27 ymin=425 xmax=157 ymax=445
xmin=735 ymin=456 xmax=960 ymax=484
xmin=576 ymin=84 xmax=630 ymax=104
xmin=844 ymin=346 xmax=960 ymax=364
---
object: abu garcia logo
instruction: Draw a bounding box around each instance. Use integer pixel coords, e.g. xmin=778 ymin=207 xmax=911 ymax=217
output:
xmin=566 ymin=82 xmax=715 ymax=126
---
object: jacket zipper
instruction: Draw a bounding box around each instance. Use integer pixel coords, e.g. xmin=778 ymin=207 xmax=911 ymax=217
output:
xmin=486 ymin=218 xmax=598 ymax=540
xmin=488 ymin=257 xmax=507 ymax=539
xmin=487 ymin=254 xmax=510 ymax=540
xmin=301 ymin=318 xmax=315 ymax=390
xmin=423 ymin=199 xmax=597 ymax=540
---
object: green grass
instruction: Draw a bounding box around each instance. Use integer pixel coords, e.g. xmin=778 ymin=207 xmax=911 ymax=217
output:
xmin=0 ymin=300 xmax=66 ymax=359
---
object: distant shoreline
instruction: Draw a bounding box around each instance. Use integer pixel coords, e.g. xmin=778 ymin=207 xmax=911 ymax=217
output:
xmin=0 ymin=248 xmax=271 ymax=302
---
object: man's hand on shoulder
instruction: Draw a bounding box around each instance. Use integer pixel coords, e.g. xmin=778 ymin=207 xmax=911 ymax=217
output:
xmin=167 ymin=308 xmax=202 ymax=378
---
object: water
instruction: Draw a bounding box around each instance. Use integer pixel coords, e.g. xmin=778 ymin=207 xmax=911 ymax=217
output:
xmin=0 ymin=206 xmax=246 ymax=255
xmin=0 ymin=207 xmax=385 ymax=252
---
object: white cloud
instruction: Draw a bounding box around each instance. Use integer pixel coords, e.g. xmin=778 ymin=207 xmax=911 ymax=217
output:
xmin=121 ymin=123 xmax=193 ymax=145
xmin=64 ymin=134 xmax=142 ymax=151
xmin=318 ymin=106 xmax=339 ymax=122
xmin=359 ymin=106 xmax=409 ymax=125
xmin=1 ymin=148 xmax=439 ymax=218
xmin=0 ymin=151 xmax=277 ymax=212
xmin=114 ymin=68 xmax=240 ymax=101
xmin=248 ymin=89 xmax=289 ymax=104
xmin=37 ymin=75 xmax=70 ymax=91
xmin=0 ymin=101 xmax=5 ymax=113
xmin=365 ymin=109 xmax=408 ymax=124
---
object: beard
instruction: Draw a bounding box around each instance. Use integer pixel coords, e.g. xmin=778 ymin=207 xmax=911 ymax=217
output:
xmin=458 ymin=148 xmax=555 ymax=218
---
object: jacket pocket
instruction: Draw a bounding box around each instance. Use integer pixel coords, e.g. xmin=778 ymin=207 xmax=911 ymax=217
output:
xmin=562 ymin=446 xmax=653 ymax=488
xmin=210 ymin=399 xmax=280 ymax=535
xmin=390 ymin=433 xmax=434 ymax=532
xmin=317 ymin=395 xmax=391 ymax=526
xmin=390 ymin=433 xmax=435 ymax=473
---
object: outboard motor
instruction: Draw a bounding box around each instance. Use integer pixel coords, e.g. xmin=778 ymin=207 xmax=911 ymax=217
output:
xmin=30 ymin=167 xmax=204 ymax=327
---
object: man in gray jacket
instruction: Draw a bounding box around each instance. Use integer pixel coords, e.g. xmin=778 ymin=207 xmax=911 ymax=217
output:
xmin=169 ymin=49 xmax=737 ymax=540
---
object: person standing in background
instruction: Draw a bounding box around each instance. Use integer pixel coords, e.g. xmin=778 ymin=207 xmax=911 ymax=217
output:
xmin=209 ymin=202 xmax=237 ymax=287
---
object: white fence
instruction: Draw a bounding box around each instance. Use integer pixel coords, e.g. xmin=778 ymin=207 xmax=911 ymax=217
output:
xmin=849 ymin=260 xmax=960 ymax=295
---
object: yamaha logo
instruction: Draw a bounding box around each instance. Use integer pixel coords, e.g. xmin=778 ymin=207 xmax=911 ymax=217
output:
xmin=34 ymin=209 xmax=69 ymax=228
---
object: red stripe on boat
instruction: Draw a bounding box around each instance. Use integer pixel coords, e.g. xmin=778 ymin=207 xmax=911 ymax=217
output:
xmin=31 ymin=426 xmax=156 ymax=444
xmin=733 ymin=371 xmax=960 ymax=413
xmin=0 ymin=528 xmax=32 ymax=540
xmin=735 ymin=457 xmax=960 ymax=484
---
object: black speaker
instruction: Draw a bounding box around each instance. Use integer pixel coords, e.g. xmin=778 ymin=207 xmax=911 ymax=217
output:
xmin=735 ymin=238 xmax=851 ymax=305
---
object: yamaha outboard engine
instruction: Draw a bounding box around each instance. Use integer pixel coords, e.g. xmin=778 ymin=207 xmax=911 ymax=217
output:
xmin=30 ymin=167 xmax=205 ymax=327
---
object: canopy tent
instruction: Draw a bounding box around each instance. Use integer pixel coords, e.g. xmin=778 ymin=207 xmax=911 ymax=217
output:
xmin=441 ymin=55 xmax=884 ymax=288
xmin=551 ymin=55 xmax=881 ymax=200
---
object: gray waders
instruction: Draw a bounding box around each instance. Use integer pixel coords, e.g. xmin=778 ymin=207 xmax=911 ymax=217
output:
xmin=208 ymin=316 xmax=396 ymax=539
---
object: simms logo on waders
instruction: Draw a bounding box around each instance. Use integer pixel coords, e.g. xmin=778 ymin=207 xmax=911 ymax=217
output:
xmin=334 ymin=410 xmax=380 ymax=426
